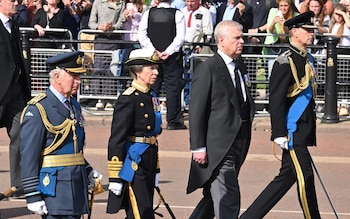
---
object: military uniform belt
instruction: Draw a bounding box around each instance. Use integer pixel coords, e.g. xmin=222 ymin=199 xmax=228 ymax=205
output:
xmin=42 ymin=153 xmax=85 ymax=168
xmin=128 ymin=136 xmax=157 ymax=145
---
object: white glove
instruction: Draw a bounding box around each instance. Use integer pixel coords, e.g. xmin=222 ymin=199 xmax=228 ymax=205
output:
xmin=155 ymin=173 xmax=159 ymax=187
xmin=274 ymin=137 xmax=289 ymax=150
xmin=88 ymin=170 xmax=103 ymax=190
xmin=108 ymin=182 xmax=123 ymax=196
xmin=27 ymin=200 xmax=48 ymax=215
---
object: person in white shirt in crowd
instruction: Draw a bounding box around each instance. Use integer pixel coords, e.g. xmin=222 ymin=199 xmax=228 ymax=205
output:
xmin=181 ymin=0 xmax=213 ymax=48
xmin=329 ymin=3 xmax=350 ymax=47
xmin=138 ymin=0 xmax=187 ymax=130
xmin=181 ymin=0 xmax=213 ymax=109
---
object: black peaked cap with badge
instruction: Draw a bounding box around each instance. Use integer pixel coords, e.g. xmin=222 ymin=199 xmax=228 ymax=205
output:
xmin=46 ymin=51 xmax=86 ymax=74
xmin=284 ymin=11 xmax=317 ymax=30
xmin=125 ymin=49 xmax=163 ymax=66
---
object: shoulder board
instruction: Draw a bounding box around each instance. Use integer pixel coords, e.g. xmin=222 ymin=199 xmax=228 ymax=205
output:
xmin=122 ymin=87 xmax=136 ymax=96
xmin=27 ymin=93 xmax=47 ymax=105
xmin=275 ymin=50 xmax=292 ymax=65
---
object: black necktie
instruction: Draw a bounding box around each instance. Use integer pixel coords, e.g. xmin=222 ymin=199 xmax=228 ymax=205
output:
xmin=234 ymin=67 xmax=244 ymax=104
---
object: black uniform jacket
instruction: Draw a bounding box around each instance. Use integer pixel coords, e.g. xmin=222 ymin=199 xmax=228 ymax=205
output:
xmin=186 ymin=53 xmax=255 ymax=194
xmin=107 ymin=83 xmax=159 ymax=213
xmin=269 ymin=45 xmax=316 ymax=147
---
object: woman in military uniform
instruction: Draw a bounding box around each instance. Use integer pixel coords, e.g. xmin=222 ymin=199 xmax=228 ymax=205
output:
xmin=106 ymin=49 xmax=163 ymax=219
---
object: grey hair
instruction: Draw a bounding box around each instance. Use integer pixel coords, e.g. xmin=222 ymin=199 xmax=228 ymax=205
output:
xmin=127 ymin=65 xmax=144 ymax=78
xmin=214 ymin=20 xmax=243 ymax=42
xmin=48 ymin=67 xmax=65 ymax=82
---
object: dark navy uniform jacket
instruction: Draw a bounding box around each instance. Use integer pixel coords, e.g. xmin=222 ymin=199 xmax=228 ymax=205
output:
xmin=20 ymin=88 xmax=91 ymax=216
xmin=269 ymin=44 xmax=317 ymax=147
xmin=107 ymin=80 xmax=161 ymax=213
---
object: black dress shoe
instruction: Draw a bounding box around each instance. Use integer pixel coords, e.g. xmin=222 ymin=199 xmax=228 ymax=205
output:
xmin=167 ymin=122 xmax=187 ymax=130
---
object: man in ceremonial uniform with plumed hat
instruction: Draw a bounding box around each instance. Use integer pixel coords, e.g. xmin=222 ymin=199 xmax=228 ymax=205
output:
xmin=20 ymin=51 xmax=102 ymax=218
xmin=240 ymin=11 xmax=321 ymax=219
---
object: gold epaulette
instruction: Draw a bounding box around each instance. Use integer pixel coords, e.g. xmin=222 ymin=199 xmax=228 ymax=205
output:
xmin=27 ymin=93 xmax=47 ymax=105
xmin=108 ymin=156 xmax=123 ymax=178
xmin=122 ymin=87 xmax=136 ymax=96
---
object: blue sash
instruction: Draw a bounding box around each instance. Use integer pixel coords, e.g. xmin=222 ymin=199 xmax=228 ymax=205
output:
xmin=286 ymin=83 xmax=312 ymax=149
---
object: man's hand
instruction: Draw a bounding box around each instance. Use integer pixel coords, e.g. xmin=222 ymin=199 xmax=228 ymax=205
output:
xmin=27 ymin=200 xmax=48 ymax=215
xmin=192 ymin=151 xmax=207 ymax=165
xmin=108 ymin=182 xmax=123 ymax=196
xmin=274 ymin=137 xmax=289 ymax=150
xmin=236 ymin=3 xmax=245 ymax=16
xmin=156 ymin=51 xmax=170 ymax=60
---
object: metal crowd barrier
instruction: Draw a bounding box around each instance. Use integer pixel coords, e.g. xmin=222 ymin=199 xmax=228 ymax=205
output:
xmin=23 ymin=28 xmax=350 ymax=114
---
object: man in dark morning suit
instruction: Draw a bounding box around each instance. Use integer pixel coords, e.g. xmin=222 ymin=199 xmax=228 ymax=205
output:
xmin=187 ymin=20 xmax=255 ymax=219
xmin=0 ymin=0 xmax=31 ymax=197
xmin=20 ymin=52 xmax=102 ymax=218
xmin=240 ymin=12 xmax=321 ymax=219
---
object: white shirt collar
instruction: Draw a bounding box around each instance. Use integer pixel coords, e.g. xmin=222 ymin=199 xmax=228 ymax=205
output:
xmin=158 ymin=2 xmax=171 ymax=8
xmin=0 ymin=12 xmax=10 ymax=26
xmin=49 ymin=85 xmax=70 ymax=103
xmin=217 ymin=49 xmax=234 ymax=66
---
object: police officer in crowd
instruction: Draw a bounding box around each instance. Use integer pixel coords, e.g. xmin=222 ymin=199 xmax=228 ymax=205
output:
xmin=240 ymin=11 xmax=321 ymax=219
xmin=20 ymin=51 xmax=102 ymax=218
xmin=138 ymin=0 xmax=187 ymax=130
xmin=107 ymin=49 xmax=163 ymax=219
xmin=0 ymin=0 xmax=31 ymax=197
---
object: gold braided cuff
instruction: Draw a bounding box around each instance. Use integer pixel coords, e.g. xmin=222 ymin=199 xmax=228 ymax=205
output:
xmin=108 ymin=156 xmax=123 ymax=178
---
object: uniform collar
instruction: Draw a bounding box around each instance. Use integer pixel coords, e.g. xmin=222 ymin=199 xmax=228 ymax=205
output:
xmin=132 ymin=79 xmax=150 ymax=93
xmin=289 ymin=42 xmax=307 ymax=57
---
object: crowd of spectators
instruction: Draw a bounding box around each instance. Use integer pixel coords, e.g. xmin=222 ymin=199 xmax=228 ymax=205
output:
xmin=14 ymin=0 xmax=350 ymax=53
xmin=13 ymin=0 xmax=350 ymax=53
xmin=12 ymin=0 xmax=350 ymax=109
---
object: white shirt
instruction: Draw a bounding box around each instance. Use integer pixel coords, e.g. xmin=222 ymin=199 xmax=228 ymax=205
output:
xmin=331 ymin=23 xmax=350 ymax=46
xmin=180 ymin=6 xmax=213 ymax=43
xmin=138 ymin=2 xmax=186 ymax=55
xmin=0 ymin=12 xmax=11 ymax=33
xmin=217 ymin=49 xmax=247 ymax=101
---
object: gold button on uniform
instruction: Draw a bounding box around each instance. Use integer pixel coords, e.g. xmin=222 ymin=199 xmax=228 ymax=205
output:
xmin=147 ymin=125 xmax=151 ymax=130
xmin=140 ymin=102 xmax=144 ymax=107
xmin=144 ymin=114 xmax=149 ymax=118
xmin=135 ymin=92 xmax=139 ymax=96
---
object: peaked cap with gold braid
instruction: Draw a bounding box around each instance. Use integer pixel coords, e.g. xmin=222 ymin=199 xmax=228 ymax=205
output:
xmin=125 ymin=49 xmax=163 ymax=66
